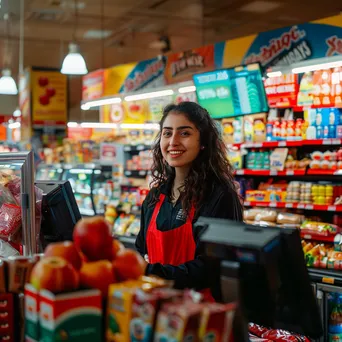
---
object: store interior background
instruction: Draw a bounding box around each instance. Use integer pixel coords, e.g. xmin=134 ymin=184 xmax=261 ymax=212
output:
xmin=0 ymin=0 xmax=341 ymax=121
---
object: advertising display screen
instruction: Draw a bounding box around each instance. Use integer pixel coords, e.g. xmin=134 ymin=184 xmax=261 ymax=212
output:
xmin=193 ymin=63 xmax=269 ymax=119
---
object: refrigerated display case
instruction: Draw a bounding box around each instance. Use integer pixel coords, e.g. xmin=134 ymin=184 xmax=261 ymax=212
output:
xmin=62 ymin=163 xmax=112 ymax=216
xmin=36 ymin=163 xmax=63 ymax=181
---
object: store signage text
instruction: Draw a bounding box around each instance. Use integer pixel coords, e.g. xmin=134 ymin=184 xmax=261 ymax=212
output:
xmin=123 ymin=59 xmax=164 ymax=93
xmin=326 ymin=36 xmax=342 ymax=56
xmin=171 ymin=51 xmax=205 ymax=77
xmin=244 ymin=26 xmax=311 ymax=67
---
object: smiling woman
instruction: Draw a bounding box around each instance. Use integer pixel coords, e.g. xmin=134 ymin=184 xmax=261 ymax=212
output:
xmin=135 ymin=102 xmax=243 ymax=300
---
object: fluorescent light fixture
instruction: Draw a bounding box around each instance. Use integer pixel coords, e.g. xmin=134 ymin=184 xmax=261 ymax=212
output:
xmin=61 ymin=43 xmax=88 ymax=75
xmin=80 ymin=122 xmax=118 ymax=128
xmin=267 ymin=71 xmax=282 ymax=78
xmin=13 ymin=108 xmax=21 ymax=117
xmin=124 ymin=89 xmax=174 ymax=102
xmin=8 ymin=122 xmax=21 ymax=129
xmin=69 ymin=169 xmax=93 ymax=174
xmin=67 ymin=122 xmax=79 ymax=128
xmin=120 ymin=123 xmax=160 ymax=130
xmin=81 ymin=97 xmax=122 ymax=110
xmin=292 ymin=60 xmax=342 ymax=74
xmin=178 ymin=86 xmax=196 ymax=93
xmin=0 ymin=69 xmax=18 ymax=95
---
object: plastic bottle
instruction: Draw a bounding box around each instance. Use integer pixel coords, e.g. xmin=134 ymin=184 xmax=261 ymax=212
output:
xmin=329 ymin=294 xmax=342 ymax=341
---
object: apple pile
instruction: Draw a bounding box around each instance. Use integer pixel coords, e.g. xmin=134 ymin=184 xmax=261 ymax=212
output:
xmin=30 ymin=217 xmax=146 ymax=297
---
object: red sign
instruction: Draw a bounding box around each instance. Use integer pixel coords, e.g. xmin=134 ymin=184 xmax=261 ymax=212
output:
xmin=67 ymin=127 xmax=93 ymax=140
xmin=264 ymin=73 xmax=299 ymax=108
xmin=164 ymin=45 xmax=215 ymax=84
xmin=82 ymin=69 xmax=105 ymax=101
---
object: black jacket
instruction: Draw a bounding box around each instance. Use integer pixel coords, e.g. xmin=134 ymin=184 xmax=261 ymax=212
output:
xmin=135 ymin=179 xmax=243 ymax=292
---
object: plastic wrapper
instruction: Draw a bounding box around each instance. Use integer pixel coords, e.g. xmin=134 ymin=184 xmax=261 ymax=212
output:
xmin=255 ymin=210 xmax=277 ymax=223
xmin=300 ymin=220 xmax=339 ymax=234
xmin=261 ymin=329 xmax=310 ymax=341
xmin=0 ymin=239 xmax=20 ymax=258
xmin=277 ymin=213 xmax=304 ymax=225
xmin=0 ymin=203 xmax=22 ymax=240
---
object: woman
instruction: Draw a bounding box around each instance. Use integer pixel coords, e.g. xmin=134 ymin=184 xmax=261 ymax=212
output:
xmin=136 ymin=102 xmax=243 ymax=296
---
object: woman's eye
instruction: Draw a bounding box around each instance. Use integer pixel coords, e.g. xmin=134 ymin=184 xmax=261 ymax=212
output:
xmin=163 ymin=131 xmax=172 ymax=137
xmin=180 ymin=131 xmax=190 ymax=137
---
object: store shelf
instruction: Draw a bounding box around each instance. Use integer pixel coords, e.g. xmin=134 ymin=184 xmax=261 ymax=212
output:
xmin=124 ymin=170 xmax=150 ymax=178
xmin=244 ymin=201 xmax=342 ymax=212
xmin=79 ymin=208 xmax=95 ymax=216
xmin=308 ymin=268 xmax=342 ymax=286
xmin=235 ymin=139 xmax=342 ymax=149
xmin=123 ymin=144 xmax=151 ymax=152
xmin=307 ymin=169 xmax=342 ymax=176
xmin=116 ymin=235 xmax=136 ymax=249
xmin=235 ymin=169 xmax=306 ymax=176
xmin=74 ymin=189 xmax=91 ymax=195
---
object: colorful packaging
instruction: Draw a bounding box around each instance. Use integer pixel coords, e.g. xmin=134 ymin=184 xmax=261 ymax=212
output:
xmin=25 ymin=285 xmax=102 ymax=342
xmin=0 ymin=292 xmax=14 ymax=342
xmin=199 ymin=303 xmax=236 ymax=342
xmin=270 ymin=148 xmax=288 ymax=171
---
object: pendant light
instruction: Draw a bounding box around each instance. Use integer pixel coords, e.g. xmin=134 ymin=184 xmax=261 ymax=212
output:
xmin=0 ymin=13 xmax=18 ymax=95
xmin=61 ymin=0 xmax=88 ymax=75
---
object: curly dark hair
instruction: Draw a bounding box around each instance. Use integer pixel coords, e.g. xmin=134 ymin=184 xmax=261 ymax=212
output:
xmin=149 ymin=101 xmax=239 ymax=215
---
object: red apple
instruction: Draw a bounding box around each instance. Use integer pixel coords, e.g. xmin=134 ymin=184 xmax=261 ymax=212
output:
xmin=112 ymin=239 xmax=125 ymax=260
xmin=46 ymin=88 xmax=56 ymax=97
xmin=44 ymin=241 xmax=82 ymax=270
xmin=80 ymin=260 xmax=116 ymax=298
xmin=112 ymin=249 xmax=146 ymax=281
xmin=30 ymin=256 xmax=79 ymax=293
xmin=73 ymin=216 xmax=113 ymax=261
xmin=39 ymin=94 xmax=50 ymax=106
xmin=38 ymin=77 xmax=49 ymax=87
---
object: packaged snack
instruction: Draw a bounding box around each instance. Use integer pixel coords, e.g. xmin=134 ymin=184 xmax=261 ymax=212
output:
xmin=126 ymin=218 xmax=141 ymax=236
xmin=248 ymin=323 xmax=269 ymax=337
xmin=255 ymin=210 xmax=277 ymax=223
xmin=262 ymin=329 xmax=310 ymax=341
xmin=270 ymin=148 xmax=288 ymax=171
xmin=0 ymin=203 xmax=22 ymax=241
xmin=244 ymin=209 xmax=263 ymax=221
xmin=7 ymin=256 xmax=36 ymax=293
xmin=277 ymin=213 xmax=304 ymax=225
xmin=301 ymin=221 xmax=339 ymax=235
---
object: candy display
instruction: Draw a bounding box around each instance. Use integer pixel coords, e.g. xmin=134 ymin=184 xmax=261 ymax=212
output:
xmin=309 ymin=147 xmax=342 ymax=171
xmin=126 ymin=150 xmax=153 ymax=171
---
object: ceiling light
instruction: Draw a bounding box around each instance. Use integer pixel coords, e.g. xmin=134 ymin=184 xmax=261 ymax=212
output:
xmin=8 ymin=122 xmax=21 ymax=129
xmin=292 ymin=60 xmax=342 ymax=74
xmin=67 ymin=122 xmax=78 ymax=127
xmin=120 ymin=123 xmax=160 ymax=130
xmin=124 ymin=89 xmax=174 ymax=102
xmin=13 ymin=107 xmax=21 ymax=117
xmin=81 ymin=97 xmax=122 ymax=110
xmin=80 ymin=122 xmax=118 ymax=128
xmin=267 ymin=71 xmax=282 ymax=78
xmin=61 ymin=43 xmax=88 ymax=75
xmin=0 ymin=69 xmax=18 ymax=95
xmin=178 ymin=86 xmax=196 ymax=93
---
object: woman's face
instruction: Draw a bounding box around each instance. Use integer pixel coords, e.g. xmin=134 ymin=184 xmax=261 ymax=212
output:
xmin=160 ymin=111 xmax=201 ymax=169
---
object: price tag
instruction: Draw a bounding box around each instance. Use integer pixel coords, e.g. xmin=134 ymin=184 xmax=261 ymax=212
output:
xmin=236 ymin=170 xmax=245 ymax=175
xmin=285 ymin=203 xmax=293 ymax=208
xmin=125 ymin=171 xmax=132 ymax=176
xmin=297 ymin=203 xmax=305 ymax=209
xmin=322 ymin=277 xmax=335 ymax=285
xmin=139 ymin=170 xmax=146 ymax=176
xmin=286 ymin=170 xmax=294 ymax=175
xmin=269 ymin=202 xmax=277 ymax=207
xmin=254 ymin=143 xmax=262 ymax=148
xmin=123 ymin=146 xmax=131 ymax=152
xmin=244 ymin=201 xmax=251 ymax=206
xmin=137 ymin=145 xmax=145 ymax=151
xmin=323 ymin=139 xmax=332 ymax=145
xmin=332 ymin=139 xmax=341 ymax=145
xmin=306 ymin=204 xmax=314 ymax=210
xmin=270 ymin=170 xmax=278 ymax=176
xmin=279 ymin=141 xmax=287 ymax=147
xmin=328 ymin=206 xmax=336 ymax=211
xmin=303 ymin=234 xmax=312 ymax=239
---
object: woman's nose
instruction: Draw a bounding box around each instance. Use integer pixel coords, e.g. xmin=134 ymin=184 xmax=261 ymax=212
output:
xmin=169 ymin=133 xmax=179 ymax=146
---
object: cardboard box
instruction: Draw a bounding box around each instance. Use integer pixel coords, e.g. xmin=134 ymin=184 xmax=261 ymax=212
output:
xmin=25 ymin=285 xmax=102 ymax=342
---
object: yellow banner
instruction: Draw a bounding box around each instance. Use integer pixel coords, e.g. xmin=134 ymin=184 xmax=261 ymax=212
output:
xmin=31 ymin=70 xmax=67 ymax=125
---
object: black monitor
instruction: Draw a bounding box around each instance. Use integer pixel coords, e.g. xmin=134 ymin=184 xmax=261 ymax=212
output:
xmin=196 ymin=218 xmax=323 ymax=340
xmin=35 ymin=180 xmax=81 ymax=250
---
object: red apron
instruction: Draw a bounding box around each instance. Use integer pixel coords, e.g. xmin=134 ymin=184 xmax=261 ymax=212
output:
xmin=146 ymin=194 xmax=214 ymax=301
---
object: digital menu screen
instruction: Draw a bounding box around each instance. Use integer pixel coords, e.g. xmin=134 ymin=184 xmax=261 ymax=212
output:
xmin=193 ymin=63 xmax=269 ymax=119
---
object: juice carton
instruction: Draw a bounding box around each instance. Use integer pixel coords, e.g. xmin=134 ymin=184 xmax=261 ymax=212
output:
xmin=154 ymin=302 xmax=203 ymax=342
xmin=199 ymin=303 xmax=236 ymax=342
xmin=25 ymin=284 xmax=40 ymax=342
xmin=107 ymin=280 xmax=144 ymax=342
xmin=0 ymin=292 xmax=14 ymax=342
xmin=26 ymin=286 xmax=103 ymax=342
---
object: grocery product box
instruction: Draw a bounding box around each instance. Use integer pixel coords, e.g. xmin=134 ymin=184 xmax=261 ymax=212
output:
xmin=245 ymin=190 xmax=286 ymax=203
xmin=25 ymin=285 xmax=102 ymax=342
xmin=0 ymin=292 xmax=14 ymax=342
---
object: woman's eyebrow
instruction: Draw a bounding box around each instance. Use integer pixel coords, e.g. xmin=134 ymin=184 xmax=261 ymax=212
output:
xmin=162 ymin=126 xmax=194 ymax=130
